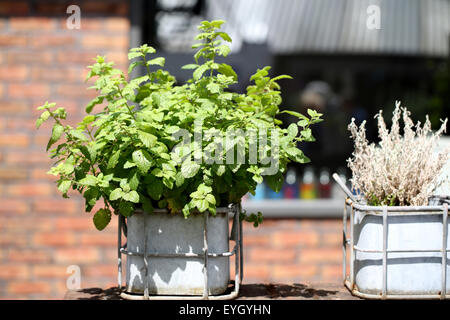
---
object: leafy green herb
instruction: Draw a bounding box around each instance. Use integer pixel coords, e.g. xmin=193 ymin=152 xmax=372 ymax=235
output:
xmin=36 ymin=20 xmax=322 ymax=230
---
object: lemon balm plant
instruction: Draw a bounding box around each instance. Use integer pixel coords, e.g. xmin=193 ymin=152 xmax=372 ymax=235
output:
xmin=36 ymin=20 xmax=322 ymax=230
xmin=37 ymin=20 xmax=322 ymax=297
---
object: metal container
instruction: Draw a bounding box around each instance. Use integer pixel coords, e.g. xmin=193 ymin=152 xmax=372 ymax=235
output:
xmin=333 ymin=173 xmax=450 ymax=299
xmin=353 ymin=208 xmax=450 ymax=296
xmin=117 ymin=204 xmax=243 ymax=299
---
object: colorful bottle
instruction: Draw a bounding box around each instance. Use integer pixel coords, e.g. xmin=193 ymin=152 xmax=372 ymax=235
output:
xmin=300 ymin=166 xmax=316 ymax=199
xmin=318 ymin=167 xmax=331 ymax=198
xmin=249 ymin=182 xmax=266 ymax=201
xmin=266 ymin=182 xmax=284 ymax=199
xmin=282 ymin=168 xmax=298 ymax=199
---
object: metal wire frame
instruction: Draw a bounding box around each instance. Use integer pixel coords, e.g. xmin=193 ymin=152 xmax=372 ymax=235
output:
xmin=342 ymin=197 xmax=450 ymax=300
xmin=117 ymin=204 xmax=243 ymax=300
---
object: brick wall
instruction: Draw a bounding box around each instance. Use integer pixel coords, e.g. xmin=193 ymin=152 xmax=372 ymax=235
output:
xmin=0 ymin=0 xmax=344 ymax=299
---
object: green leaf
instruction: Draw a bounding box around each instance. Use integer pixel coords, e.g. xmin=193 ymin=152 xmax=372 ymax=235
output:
xmin=70 ymin=130 xmax=88 ymax=142
xmin=300 ymin=128 xmax=315 ymax=142
xmin=181 ymin=64 xmax=199 ymax=70
xmin=123 ymin=190 xmax=139 ymax=203
xmin=119 ymin=201 xmax=134 ymax=217
xmin=93 ymin=208 xmax=111 ymax=231
xmin=109 ymin=188 xmax=123 ymax=201
xmin=57 ymin=180 xmax=71 ymax=194
xmin=147 ymin=179 xmax=163 ymax=200
xmin=181 ymin=160 xmax=201 ymax=179
xmin=217 ymin=63 xmax=237 ymax=81
xmin=132 ymin=150 xmax=152 ymax=174
xmin=265 ymin=173 xmax=283 ymax=192
xmin=138 ymin=131 xmax=157 ymax=148
xmin=287 ymin=123 xmax=298 ymax=138
xmin=85 ymin=96 xmax=104 ymax=113
xmin=197 ymin=199 xmax=209 ymax=212
xmin=46 ymin=123 xmax=64 ymax=151
xmin=107 ymin=149 xmax=121 ymax=169
xmin=206 ymin=82 xmax=220 ymax=94
xmin=193 ymin=64 xmax=209 ymax=81
xmin=148 ymin=57 xmax=165 ymax=67
xmin=79 ymin=174 xmax=97 ymax=187
xmin=216 ymin=31 xmax=232 ymax=42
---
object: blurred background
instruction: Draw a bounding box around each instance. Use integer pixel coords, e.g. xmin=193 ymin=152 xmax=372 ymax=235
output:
xmin=0 ymin=0 xmax=449 ymax=299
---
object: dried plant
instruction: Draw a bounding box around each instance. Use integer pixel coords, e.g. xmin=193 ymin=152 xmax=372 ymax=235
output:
xmin=347 ymin=101 xmax=449 ymax=206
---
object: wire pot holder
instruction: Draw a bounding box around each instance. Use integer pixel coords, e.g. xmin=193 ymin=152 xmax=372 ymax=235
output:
xmin=333 ymin=173 xmax=450 ymax=299
xmin=117 ymin=203 xmax=243 ymax=300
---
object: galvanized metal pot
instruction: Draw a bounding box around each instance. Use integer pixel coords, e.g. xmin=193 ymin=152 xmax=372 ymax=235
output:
xmin=125 ymin=209 xmax=230 ymax=296
xmin=333 ymin=173 xmax=450 ymax=299
xmin=353 ymin=209 xmax=450 ymax=297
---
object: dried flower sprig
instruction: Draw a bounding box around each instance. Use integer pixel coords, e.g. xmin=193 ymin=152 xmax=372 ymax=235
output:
xmin=347 ymin=101 xmax=449 ymax=206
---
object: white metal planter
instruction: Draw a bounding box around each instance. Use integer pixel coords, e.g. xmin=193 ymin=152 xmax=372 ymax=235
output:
xmin=333 ymin=174 xmax=450 ymax=299
xmin=117 ymin=204 xmax=243 ymax=300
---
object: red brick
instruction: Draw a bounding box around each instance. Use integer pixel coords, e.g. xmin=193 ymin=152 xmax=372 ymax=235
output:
xmin=0 ymin=101 xmax=28 ymax=114
xmin=7 ymin=183 xmax=53 ymax=196
xmin=249 ymin=248 xmax=296 ymax=262
xmin=8 ymin=250 xmax=50 ymax=263
xmin=7 ymin=51 xmax=53 ymax=64
xmin=272 ymin=264 xmax=318 ymax=279
xmin=0 ymin=167 xmax=27 ymax=180
xmin=272 ymin=231 xmax=319 ymax=247
xmin=81 ymin=35 xmax=128 ymax=49
xmin=243 ymin=234 xmax=270 ymax=246
xmin=321 ymin=265 xmax=342 ymax=281
xmin=105 ymin=17 xmax=130 ymax=32
xmin=30 ymin=34 xmax=75 ymax=47
xmin=0 ymin=217 xmax=53 ymax=232
xmin=54 ymin=248 xmax=100 ymax=264
xmin=0 ymin=234 xmax=27 ymax=246
xmin=299 ymin=248 xmax=342 ymax=264
xmin=0 ymin=265 xmax=29 ymax=279
xmin=32 ymin=265 xmax=69 ymax=278
xmin=31 ymin=66 xmax=84 ymax=82
xmin=10 ymin=18 xmax=54 ymax=31
xmin=33 ymin=199 xmax=78 ymax=215
xmin=0 ymin=199 xmax=28 ymax=215
xmin=31 ymin=168 xmax=58 ymax=181
xmin=0 ymin=1 xmax=29 ymax=15
xmin=5 ymin=151 xmax=51 ymax=165
xmin=33 ymin=232 xmax=76 ymax=246
xmin=84 ymin=265 xmax=117 ymax=278
xmin=55 ymin=217 xmax=91 ymax=231
xmin=56 ymin=84 xmax=97 ymax=98
xmin=8 ymin=281 xmax=51 ymax=295
xmin=242 ymin=263 xmax=270 ymax=280
xmin=0 ymin=35 xmax=28 ymax=46
xmin=80 ymin=233 xmax=116 ymax=246
xmin=0 ymin=134 xmax=29 ymax=147
xmin=56 ymin=51 xmax=100 ymax=65
xmin=0 ymin=65 xmax=28 ymax=80
xmin=322 ymin=232 xmax=342 ymax=247
xmin=8 ymin=83 xmax=50 ymax=98
xmin=104 ymin=51 xmax=128 ymax=65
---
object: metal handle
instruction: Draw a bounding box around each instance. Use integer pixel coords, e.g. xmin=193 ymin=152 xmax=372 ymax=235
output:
xmin=332 ymin=173 xmax=357 ymax=202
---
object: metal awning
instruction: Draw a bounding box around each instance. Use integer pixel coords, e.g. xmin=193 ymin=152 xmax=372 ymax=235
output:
xmin=205 ymin=0 xmax=450 ymax=57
